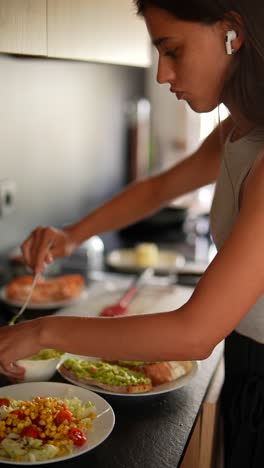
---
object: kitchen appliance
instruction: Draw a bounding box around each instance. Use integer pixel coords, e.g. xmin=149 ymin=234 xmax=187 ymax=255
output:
xmin=119 ymin=206 xmax=188 ymax=244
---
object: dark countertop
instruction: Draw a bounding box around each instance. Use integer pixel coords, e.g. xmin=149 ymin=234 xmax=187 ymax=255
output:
xmin=0 ymin=343 xmax=223 ymax=468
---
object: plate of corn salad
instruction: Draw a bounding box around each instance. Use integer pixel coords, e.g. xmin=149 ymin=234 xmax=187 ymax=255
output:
xmin=0 ymin=382 xmax=115 ymax=464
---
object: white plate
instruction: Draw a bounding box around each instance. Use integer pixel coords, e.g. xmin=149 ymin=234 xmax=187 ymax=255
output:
xmin=0 ymin=381 xmax=115 ymax=465
xmin=0 ymin=287 xmax=89 ymax=310
xmin=57 ymin=355 xmax=199 ymax=397
xmin=106 ymin=248 xmax=185 ymax=274
xmin=178 ymin=261 xmax=209 ymax=276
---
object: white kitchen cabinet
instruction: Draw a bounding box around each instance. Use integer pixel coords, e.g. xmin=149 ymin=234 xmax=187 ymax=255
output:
xmin=47 ymin=0 xmax=150 ymax=67
xmin=0 ymin=0 xmax=47 ymax=56
xmin=0 ymin=0 xmax=150 ymax=66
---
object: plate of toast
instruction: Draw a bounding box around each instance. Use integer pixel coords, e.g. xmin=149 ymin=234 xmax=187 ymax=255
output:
xmin=57 ymin=355 xmax=199 ymax=397
xmin=0 ymin=274 xmax=88 ymax=310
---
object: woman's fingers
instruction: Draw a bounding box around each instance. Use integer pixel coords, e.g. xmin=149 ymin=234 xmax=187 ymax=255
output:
xmin=32 ymin=228 xmax=52 ymax=273
xmin=21 ymin=228 xmax=43 ymax=272
xmin=21 ymin=234 xmax=34 ymax=270
xmin=21 ymin=226 xmax=75 ymax=273
xmin=21 ymin=227 xmax=57 ymax=273
xmin=45 ymin=252 xmax=53 ymax=264
xmin=8 ymin=377 xmax=23 ymax=384
xmin=0 ymin=362 xmax=25 ymax=379
xmin=0 ymin=321 xmax=42 ymax=379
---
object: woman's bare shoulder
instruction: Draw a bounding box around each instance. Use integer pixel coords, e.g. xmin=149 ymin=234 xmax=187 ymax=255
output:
xmin=221 ymin=115 xmax=235 ymax=143
xmin=242 ymin=148 xmax=264 ymax=204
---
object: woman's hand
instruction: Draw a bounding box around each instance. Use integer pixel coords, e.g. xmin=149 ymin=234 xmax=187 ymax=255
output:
xmin=0 ymin=320 xmax=43 ymax=379
xmin=21 ymin=226 xmax=77 ymax=273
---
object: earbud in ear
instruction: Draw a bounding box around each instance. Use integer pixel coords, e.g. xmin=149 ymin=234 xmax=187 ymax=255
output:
xmin=225 ymin=30 xmax=238 ymax=55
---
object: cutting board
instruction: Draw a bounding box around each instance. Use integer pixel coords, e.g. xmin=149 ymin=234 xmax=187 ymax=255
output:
xmin=55 ymin=285 xmax=194 ymax=318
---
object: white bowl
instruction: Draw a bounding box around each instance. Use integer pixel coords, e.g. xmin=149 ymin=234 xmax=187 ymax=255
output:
xmin=17 ymin=353 xmax=64 ymax=382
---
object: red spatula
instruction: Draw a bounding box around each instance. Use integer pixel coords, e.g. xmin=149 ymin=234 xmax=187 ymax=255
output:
xmin=99 ymin=267 xmax=154 ymax=317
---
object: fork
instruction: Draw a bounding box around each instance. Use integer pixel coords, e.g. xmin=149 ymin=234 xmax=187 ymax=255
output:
xmin=8 ymin=272 xmax=40 ymax=326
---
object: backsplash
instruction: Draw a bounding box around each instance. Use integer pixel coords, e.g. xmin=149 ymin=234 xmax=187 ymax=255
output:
xmin=0 ymin=54 xmax=144 ymax=253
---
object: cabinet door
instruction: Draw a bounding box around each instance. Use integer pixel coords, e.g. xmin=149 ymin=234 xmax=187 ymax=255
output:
xmin=48 ymin=0 xmax=150 ymax=67
xmin=0 ymin=0 xmax=47 ymax=56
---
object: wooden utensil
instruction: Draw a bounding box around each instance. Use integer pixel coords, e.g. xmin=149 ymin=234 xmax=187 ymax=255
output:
xmin=99 ymin=268 xmax=154 ymax=317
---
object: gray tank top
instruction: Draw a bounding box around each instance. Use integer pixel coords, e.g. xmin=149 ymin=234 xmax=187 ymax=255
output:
xmin=210 ymin=126 xmax=264 ymax=343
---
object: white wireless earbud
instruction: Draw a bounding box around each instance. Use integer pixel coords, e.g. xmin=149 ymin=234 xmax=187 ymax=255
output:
xmin=225 ymin=30 xmax=237 ymax=55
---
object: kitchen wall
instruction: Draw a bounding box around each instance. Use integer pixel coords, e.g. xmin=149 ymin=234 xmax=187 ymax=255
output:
xmin=0 ymin=54 xmax=145 ymax=253
xmin=146 ymin=47 xmax=201 ymax=170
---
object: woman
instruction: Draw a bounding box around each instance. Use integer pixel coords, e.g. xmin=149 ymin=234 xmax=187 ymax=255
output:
xmin=1 ymin=1 xmax=264 ymax=466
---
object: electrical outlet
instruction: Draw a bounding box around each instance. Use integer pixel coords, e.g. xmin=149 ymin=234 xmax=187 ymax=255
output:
xmin=0 ymin=179 xmax=16 ymax=217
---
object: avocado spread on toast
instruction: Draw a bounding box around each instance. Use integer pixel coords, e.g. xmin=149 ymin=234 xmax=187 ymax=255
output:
xmin=116 ymin=360 xmax=158 ymax=367
xmin=63 ymin=358 xmax=151 ymax=385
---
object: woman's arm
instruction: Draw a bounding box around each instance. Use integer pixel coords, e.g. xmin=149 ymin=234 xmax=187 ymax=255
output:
xmin=39 ymin=166 xmax=264 ymax=356
xmin=22 ymin=116 xmax=233 ymax=272
xmin=67 ymin=115 xmax=234 ymax=244
xmin=2 ymin=148 xmax=264 ymax=379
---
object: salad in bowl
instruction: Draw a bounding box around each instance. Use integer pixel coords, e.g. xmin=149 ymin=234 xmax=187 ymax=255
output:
xmin=17 ymin=349 xmax=65 ymax=382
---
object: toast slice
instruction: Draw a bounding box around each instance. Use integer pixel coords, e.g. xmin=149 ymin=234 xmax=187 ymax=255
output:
xmin=59 ymin=359 xmax=152 ymax=394
xmin=5 ymin=274 xmax=85 ymax=304
xmin=110 ymin=360 xmax=193 ymax=385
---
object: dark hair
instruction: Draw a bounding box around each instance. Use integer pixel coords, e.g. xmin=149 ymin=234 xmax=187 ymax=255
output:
xmin=134 ymin=0 xmax=264 ymax=127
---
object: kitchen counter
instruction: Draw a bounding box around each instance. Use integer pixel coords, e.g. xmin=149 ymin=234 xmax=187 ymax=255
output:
xmin=0 ymin=278 xmax=224 ymax=468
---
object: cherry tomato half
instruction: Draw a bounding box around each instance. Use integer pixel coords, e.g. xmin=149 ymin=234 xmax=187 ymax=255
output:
xmin=68 ymin=427 xmax=87 ymax=446
xmin=55 ymin=409 xmax=72 ymax=425
xmin=10 ymin=409 xmax=26 ymax=419
xmin=0 ymin=398 xmax=10 ymax=407
xmin=21 ymin=426 xmax=40 ymax=439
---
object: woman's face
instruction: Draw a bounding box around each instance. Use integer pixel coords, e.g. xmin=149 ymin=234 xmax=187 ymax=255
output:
xmin=144 ymin=6 xmax=234 ymax=113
